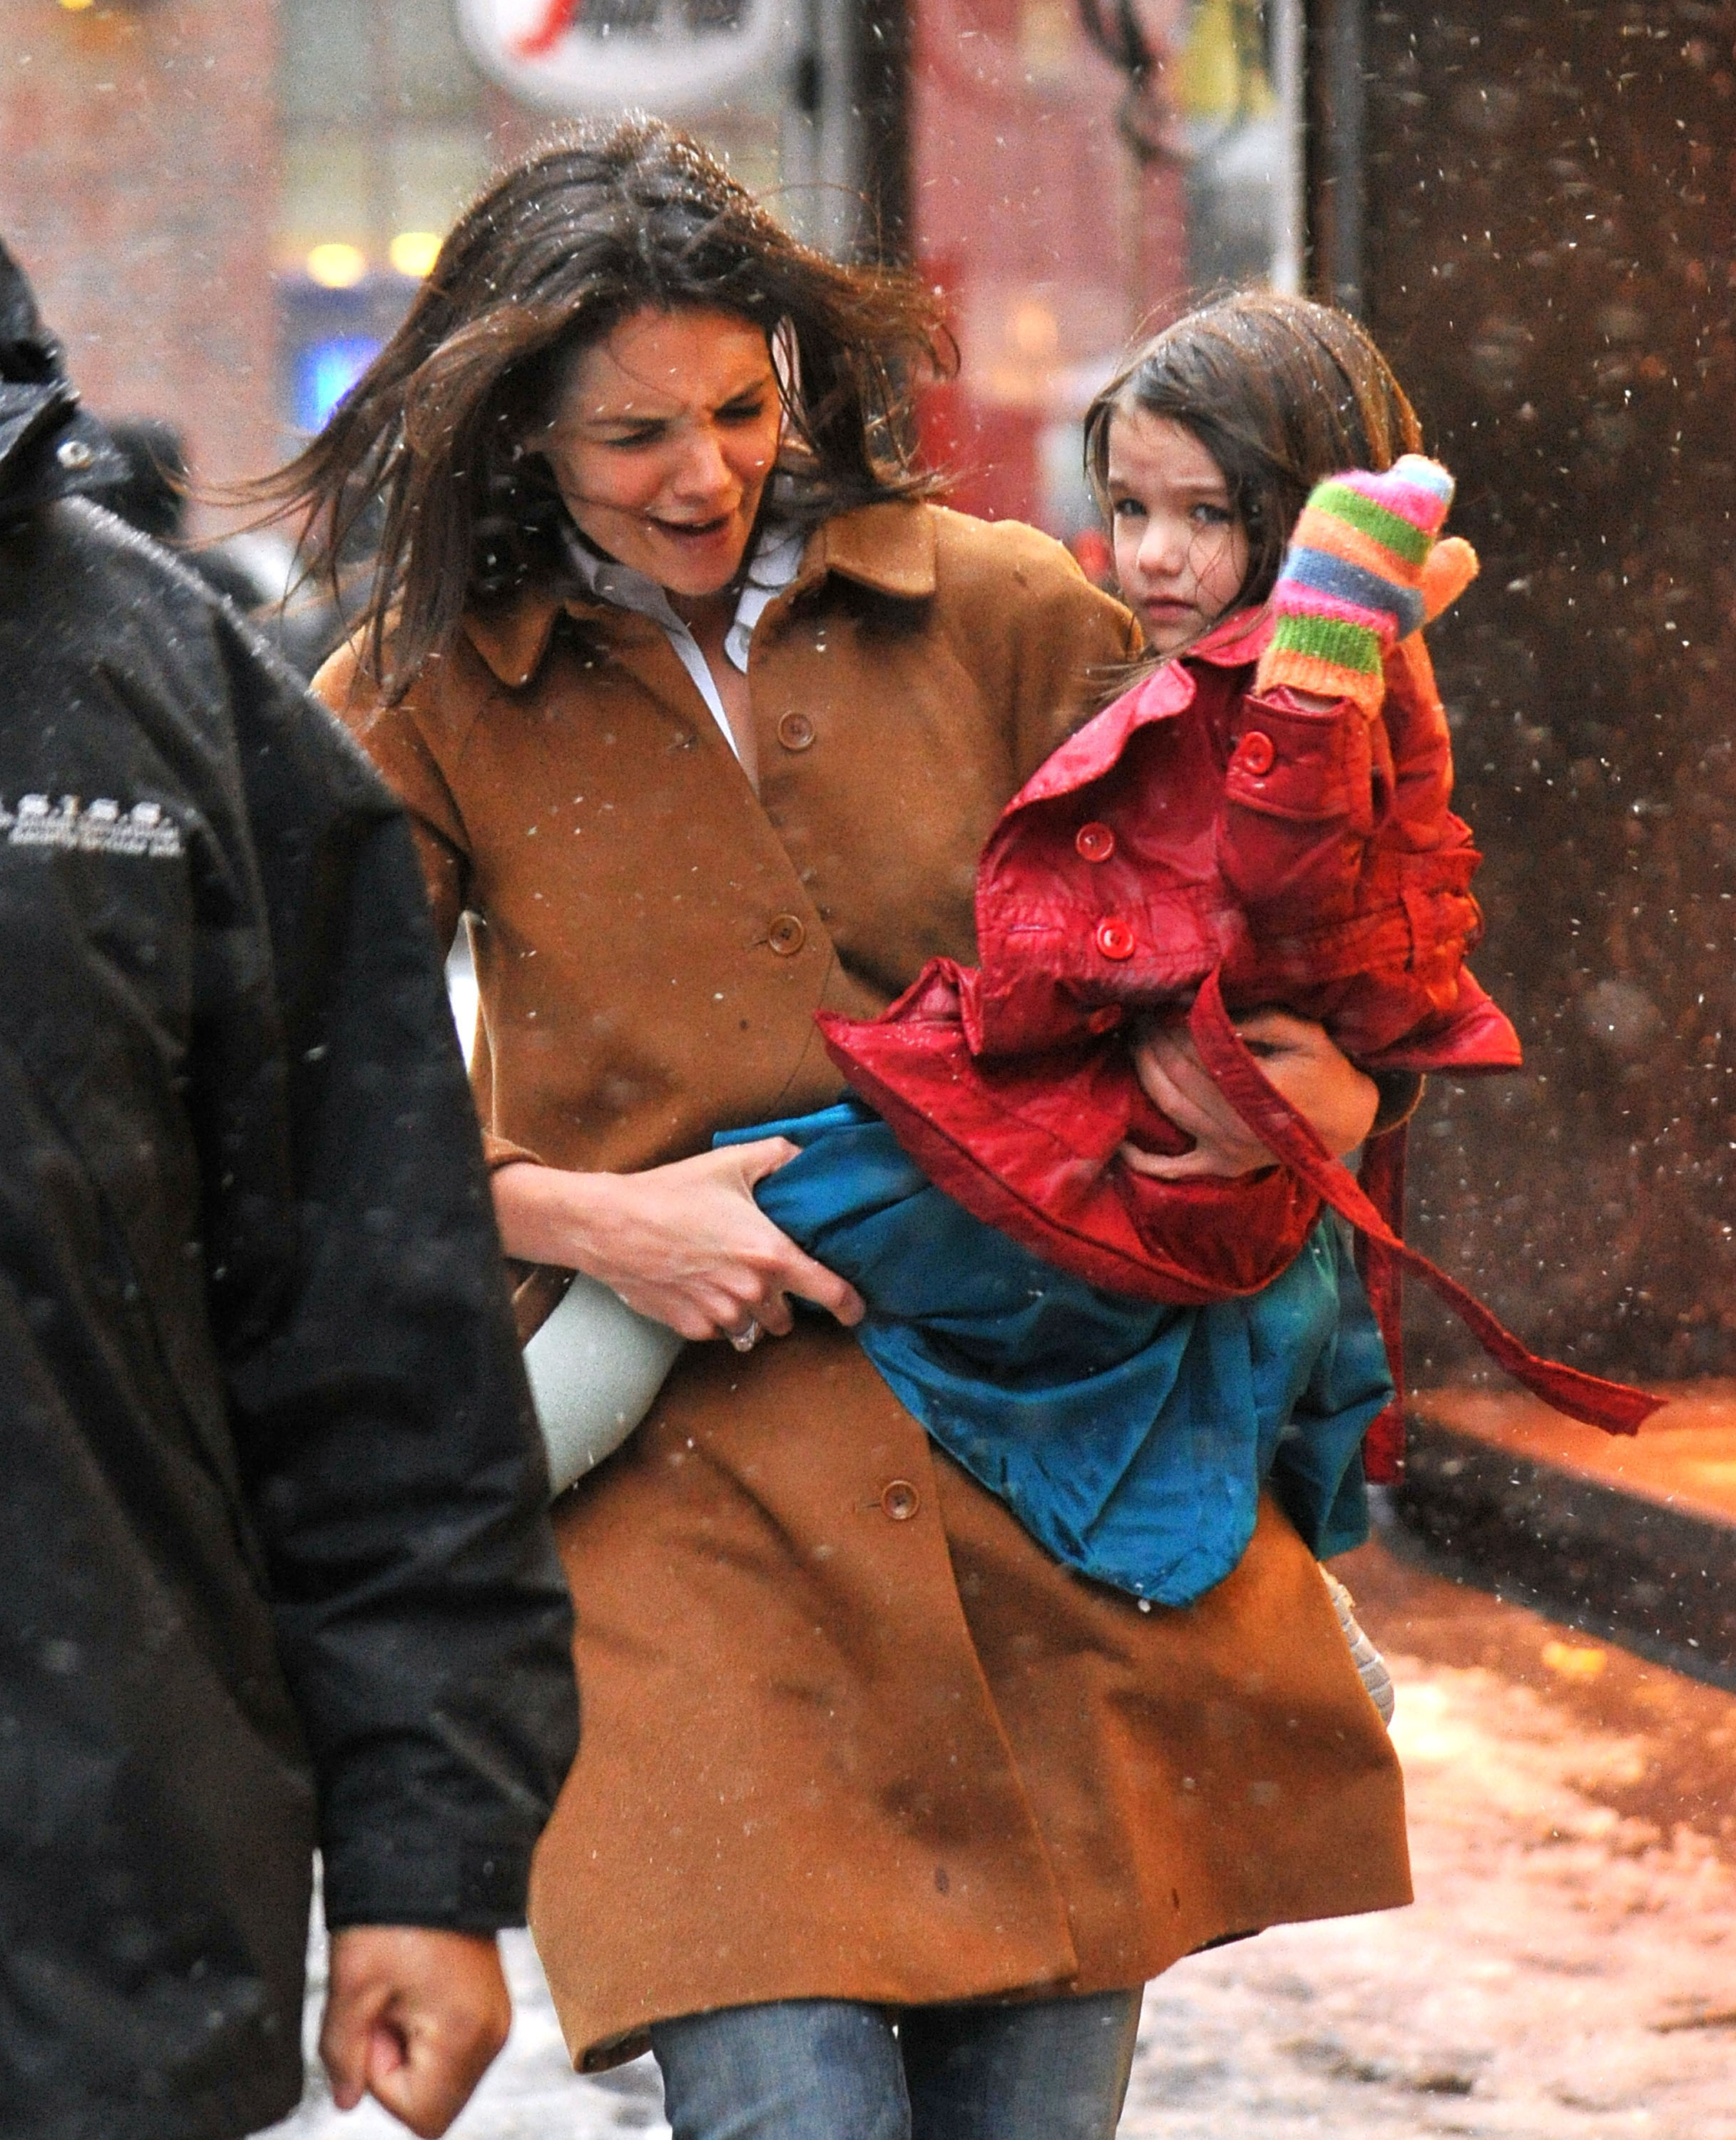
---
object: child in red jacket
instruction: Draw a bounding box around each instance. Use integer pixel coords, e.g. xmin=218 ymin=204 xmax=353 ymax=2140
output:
xmin=822 ymin=294 xmax=1653 ymax=1459
xmin=722 ymin=295 xmax=1649 ymax=1649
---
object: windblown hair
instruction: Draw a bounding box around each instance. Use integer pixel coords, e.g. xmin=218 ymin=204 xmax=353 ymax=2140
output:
xmin=1083 ymin=292 xmax=1424 ymax=625
xmin=250 ymin=118 xmax=952 ymax=696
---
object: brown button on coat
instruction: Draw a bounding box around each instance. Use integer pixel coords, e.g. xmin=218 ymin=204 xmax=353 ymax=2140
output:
xmin=318 ymin=500 xmax=1411 ymax=2070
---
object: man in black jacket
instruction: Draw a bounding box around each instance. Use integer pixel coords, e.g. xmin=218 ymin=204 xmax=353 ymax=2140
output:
xmin=0 ymin=240 xmax=579 ymax=2139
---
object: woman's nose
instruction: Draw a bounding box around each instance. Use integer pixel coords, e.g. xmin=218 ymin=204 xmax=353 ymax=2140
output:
xmin=669 ymin=425 xmax=735 ymax=501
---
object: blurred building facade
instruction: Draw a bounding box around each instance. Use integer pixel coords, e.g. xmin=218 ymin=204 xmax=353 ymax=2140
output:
xmin=0 ymin=0 xmax=1300 ymax=534
xmin=1 ymin=0 xmax=280 ymax=495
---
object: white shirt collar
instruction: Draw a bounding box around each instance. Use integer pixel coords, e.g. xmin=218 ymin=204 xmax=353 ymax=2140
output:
xmin=558 ymin=521 xmax=804 ymax=777
xmin=561 ymin=520 xmax=804 ymax=674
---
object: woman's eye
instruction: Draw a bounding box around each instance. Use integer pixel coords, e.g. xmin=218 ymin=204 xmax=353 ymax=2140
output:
xmin=1191 ymin=503 xmax=1234 ymax=526
xmin=718 ymin=399 xmax=770 ymax=425
xmin=598 ymin=426 xmax=663 ymax=448
xmin=1110 ymin=498 xmax=1145 ymax=521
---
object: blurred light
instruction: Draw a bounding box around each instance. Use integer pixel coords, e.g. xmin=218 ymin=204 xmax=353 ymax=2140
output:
xmin=58 ymin=0 xmax=97 ymax=11
xmin=292 ymin=336 xmax=382 ymax=432
xmin=389 ymin=230 xmax=441 ymax=280
xmin=1540 ymin=1640 xmax=1608 ymax=1681
xmin=305 ymin=243 xmax=368 ymax=290
xmin=1010 ymin=302 xmax=1059 ymax=361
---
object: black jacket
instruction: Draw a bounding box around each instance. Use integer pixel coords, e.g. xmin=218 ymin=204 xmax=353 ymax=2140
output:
xmin=0 ymin=245 xmax=578 ymax=2140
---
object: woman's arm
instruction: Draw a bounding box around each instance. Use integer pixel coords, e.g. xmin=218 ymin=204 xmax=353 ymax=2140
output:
xmin=1120 ymin=1010 xmax=1379 ymax=1181
xmin=492 ymin=1142 xmax=865 ymax=1342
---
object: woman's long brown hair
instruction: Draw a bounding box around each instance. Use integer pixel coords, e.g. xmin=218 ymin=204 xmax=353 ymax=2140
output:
xmin=248 ymin=118 xmax=953 ymax=697
xmin=1083 ymin=292 xmax=1425 ymax=646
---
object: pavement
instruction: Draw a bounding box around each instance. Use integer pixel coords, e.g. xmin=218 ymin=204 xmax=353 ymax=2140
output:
xmin=262 ymin=1532 xmax=1736 ymax=2140
xmin=1397 ymin=1380 xmax=1736 ymax=1681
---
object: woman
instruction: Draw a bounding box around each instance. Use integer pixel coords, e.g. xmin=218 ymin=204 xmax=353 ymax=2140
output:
xmin=285 ymin=119 xmax=1410 ymax=2140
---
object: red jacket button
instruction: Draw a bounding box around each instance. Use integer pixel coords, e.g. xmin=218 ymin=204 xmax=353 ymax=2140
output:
xmin=1075 ymin=821 xmax=1115 ymax=862
xmin=1095 ymin=919 xmax=1135 ymax=961
xmin=1235 ymin=730 xmax=1276 ymax=775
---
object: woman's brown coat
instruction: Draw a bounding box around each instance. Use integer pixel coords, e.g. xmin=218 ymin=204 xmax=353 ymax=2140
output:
xmin=318 ymin=499 xmax=1411 ymax=2069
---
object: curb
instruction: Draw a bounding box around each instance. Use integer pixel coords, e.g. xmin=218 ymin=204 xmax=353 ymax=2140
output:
xmin=1389 ymin=1410 xmax=1736 ymax=1692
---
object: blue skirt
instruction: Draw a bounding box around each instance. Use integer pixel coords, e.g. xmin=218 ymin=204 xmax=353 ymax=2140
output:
xmin=718 ymin=1099 xmax=1392 ymax=1607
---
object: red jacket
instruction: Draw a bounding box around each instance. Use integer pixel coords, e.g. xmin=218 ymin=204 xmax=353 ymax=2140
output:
xmin=824 ymin=607 xmax=1657 ymax=1458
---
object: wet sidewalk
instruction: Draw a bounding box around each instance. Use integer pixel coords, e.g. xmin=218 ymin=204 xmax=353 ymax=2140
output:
xmin=265 ymin=1537 xmax=1736 ymax=2139
xmin=1399 ymin=1381 xmax=1736 ymax=1676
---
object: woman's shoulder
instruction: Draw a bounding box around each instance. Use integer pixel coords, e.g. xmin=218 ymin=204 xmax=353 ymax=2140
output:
xmin=821 ymin=498 xmax=1131 ymax=641
xmin=312 ymin=591 xmax=564 ymax=757
xmin=929 ymin=500 xmax=1108 ymax=599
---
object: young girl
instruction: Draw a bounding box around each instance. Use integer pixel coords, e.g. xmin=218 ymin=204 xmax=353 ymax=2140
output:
xmin=740 ymin=291 xmax=1652 ymax=1624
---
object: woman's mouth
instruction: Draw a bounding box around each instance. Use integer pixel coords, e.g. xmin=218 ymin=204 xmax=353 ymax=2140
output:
xmin=648 ymin=513 xmax=736 ymax=544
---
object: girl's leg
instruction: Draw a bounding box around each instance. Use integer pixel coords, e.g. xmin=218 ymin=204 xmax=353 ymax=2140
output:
xmin=899 ymin=1989 xmax=1142 ymax=2140
xmin=650 ymin=1997 xmax=910 ymax=2140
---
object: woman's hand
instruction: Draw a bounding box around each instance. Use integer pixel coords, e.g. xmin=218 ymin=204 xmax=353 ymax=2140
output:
xmin=1120 ymin=1009 xmax=1378 ymax=1181
xmin=491 ymin=1143 xmax=865 ymax=1343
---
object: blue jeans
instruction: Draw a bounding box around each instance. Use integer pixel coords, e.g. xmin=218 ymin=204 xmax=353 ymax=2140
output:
xmin=650 ymin=1989 xmax=1142 ymax=2140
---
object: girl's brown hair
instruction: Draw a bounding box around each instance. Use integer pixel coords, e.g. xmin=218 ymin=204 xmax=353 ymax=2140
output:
xmin=1083 ymin=291 xmax=1424 ymax=621
xmin=252 ymin=118 xmax=951 ymax=695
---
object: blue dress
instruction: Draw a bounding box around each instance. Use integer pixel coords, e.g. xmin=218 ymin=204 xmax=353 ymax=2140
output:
xmin=718 ymin=1099 xmax=1393 ymax=1607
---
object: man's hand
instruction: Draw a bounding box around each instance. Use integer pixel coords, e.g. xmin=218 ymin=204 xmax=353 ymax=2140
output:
xmin=321 ymin=1926 xmax=511 ymax=2138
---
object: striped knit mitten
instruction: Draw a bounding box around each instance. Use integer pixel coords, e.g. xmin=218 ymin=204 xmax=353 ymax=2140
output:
xmin=1255 ymin=455 xmax=1471 ymax=715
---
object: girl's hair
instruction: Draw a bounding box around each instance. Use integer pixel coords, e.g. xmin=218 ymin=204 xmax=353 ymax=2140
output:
xmin=250 ymin=117 xmax=952 ymax=694
xmin=1083 ymin=291 xmax=1424 ymax=618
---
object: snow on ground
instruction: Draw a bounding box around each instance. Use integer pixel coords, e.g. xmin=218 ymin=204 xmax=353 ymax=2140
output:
xmin=265 ymin=1553 xmax=1736 ymax=2139
xmin=1123 ymin=1658 xmax=1736 ymax=2138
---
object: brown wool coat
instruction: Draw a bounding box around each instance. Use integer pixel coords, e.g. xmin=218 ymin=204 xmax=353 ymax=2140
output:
xmin=317 ymin=499 xmax=1411 ymax=2069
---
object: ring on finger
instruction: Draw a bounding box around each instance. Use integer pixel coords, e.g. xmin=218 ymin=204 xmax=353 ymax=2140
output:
xmin=727 ymin=1318 xmax=762 ymax=1353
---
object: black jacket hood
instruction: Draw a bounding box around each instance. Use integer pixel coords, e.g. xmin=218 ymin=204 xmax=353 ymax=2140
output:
xmin=0 ymin=238 xmax=128 ymax=520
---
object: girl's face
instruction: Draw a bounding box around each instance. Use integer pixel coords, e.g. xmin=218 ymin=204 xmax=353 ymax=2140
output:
xmin=1105 ymin=408 xmax=1250 ymax=655
xmin=539 ymin=307 xmax=783 ymax=603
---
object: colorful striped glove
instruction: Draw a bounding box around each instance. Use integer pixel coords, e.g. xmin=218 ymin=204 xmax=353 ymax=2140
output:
xmin=1255 ymin=455 xmax=1476 ymax=713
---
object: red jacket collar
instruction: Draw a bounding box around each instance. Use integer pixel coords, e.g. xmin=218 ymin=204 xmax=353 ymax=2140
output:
xmin=1012 ymin=605 xmax=1272 ymax=808
xmin=1190 ymin=603 xmax=1273 ymax=666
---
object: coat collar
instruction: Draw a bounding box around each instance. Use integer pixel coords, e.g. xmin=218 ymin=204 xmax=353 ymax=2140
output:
xmin=802 ymin=500 xmax=939 ymax=600
xmin=1006 ymin=604 xmax=1272 ymax=812
xmin=461 ymin=500 xmax=940 ymax=689
xmin=1190 ymin=603 xmax=1274 ymax=666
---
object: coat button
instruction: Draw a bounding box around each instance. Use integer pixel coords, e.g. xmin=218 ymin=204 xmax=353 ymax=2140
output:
xmin=881 ymin=1479 xmax=920 ymax=1522
xmin=1095 ymin=918 xmax=1135 ymax=961
xmin=777 ymin=711 xmax=817 ymax=750
xmin=767 ymin=913 xmax=807 ymax=956
xmin=1235 ymin=730 xmax=1276 ymax=775
xmin=1075 ymin=821 xmax=1116 ymax=863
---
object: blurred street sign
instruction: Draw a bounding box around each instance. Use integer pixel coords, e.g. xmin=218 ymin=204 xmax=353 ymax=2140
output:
xmin=456 ymin=0 xmax=796 ymax=113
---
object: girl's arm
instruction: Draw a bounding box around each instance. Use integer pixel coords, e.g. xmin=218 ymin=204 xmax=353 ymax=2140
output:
xmin=491 ymin=1145 xmax=865 ymax=1342
xmin=1122 ymin=1010 xmax=1378 ymax=1180
xmin=1220 ymin=457 xmax=1475 ymax=928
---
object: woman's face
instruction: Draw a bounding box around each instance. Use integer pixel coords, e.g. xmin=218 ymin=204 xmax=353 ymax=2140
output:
xmin=1105 ymin=408 xmax=1250 ymax=656
xmin=540 ymin=307 xmax=782 ymax=601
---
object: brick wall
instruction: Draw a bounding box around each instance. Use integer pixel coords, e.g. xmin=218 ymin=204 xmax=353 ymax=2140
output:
xmin=0 ymin=0 xmax=280 ymax=514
